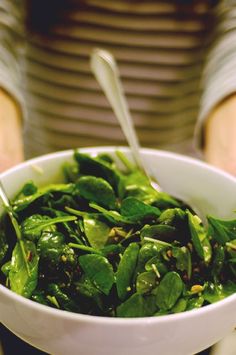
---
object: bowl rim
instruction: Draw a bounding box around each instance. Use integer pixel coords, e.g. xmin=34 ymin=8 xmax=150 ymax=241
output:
xmin=1 ymin=145 xmax=236 ymax=184
xmin=1 ymin=283 xmax=236 ymax=326
xmin=0 ymin=146 xmax=236 ymax=326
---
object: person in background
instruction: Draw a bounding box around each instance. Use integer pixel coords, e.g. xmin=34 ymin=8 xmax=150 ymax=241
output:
xmin=0 ymin=0 xmax=236 ymax=173
xmin=0 ymin=0 xmax=236 ymax=354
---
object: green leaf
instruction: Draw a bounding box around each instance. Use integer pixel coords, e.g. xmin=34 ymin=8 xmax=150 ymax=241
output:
xmin=75 ymin=276 xmax=104 ymax=310
xmin=170 ymin=298 xmax=187 ymax=313
xmin=63 ymin=161 xmax=79 ymax=182
xmin=89 ymin=203 xmax=133 ymax=225
xmin=9 ymin=240 xmax=39 ymax=298
xmin=0 ymin=229 xmax=8 ymax=264
xmin=21 ymin=214 xmax=77 ymax=241
xmin=136 ymin=271 xmax=157 ymax=294
xmin=187 ymin=211 xmax=212 ymax=264
xmin=207 ymin=216 xmax=236 ymax=244
xmin=37 ymin=231 xmax=65 ymax=259
xmin=19 ymin=181 xmax=38 ymax=196
xmin=77 ymin=176 xmax=116 ymax=209
xmin=172 ymin=246 xmax=192 ymax=279
xmin=31 ymin=290 xmax=49 ymax=306
xmin=145 ymin=256 xmax=168 ymax=276
xmin=120 ymin=197 xmax=161 ymax=223
xmin=47 ymin=283 xmax=80 ymax=312
xmin=203 ymin=282 xmax=236 ymax=304
xmin=1 ymin=260 xmax=11 ymax=277
xmin=140 ymin=224 xmax=177 ymax=242
xmin=13 ymin=183 xmax=75 ymax=212
xmin=116 ymin=243 xmax=140 ymax=301
xmin=153 ymin=192 xmax=181 ymax=210
xmin=137 ymin=243 xmax=159 ymax=264
xmin=156 ymin=272 xmax=183 ymax=311
xmin=211 ymin=245 xmax=225 ymax=280
xmin=79 ymin=254 xmax=114 ymax=295
xmin=74 ymin=151 xmax=121 ymax=194
xmin=116 ymin=293 xmax=157 ymax=317
xmin=123 ymin=169 xmax=159 ymax=205
xmin=186 ymin=296 xmax=204 ymax=311
xmin=83 ymin=216 xmax=110 ymax=249
xmin=158 ymin=208 xmax=189 ymax=244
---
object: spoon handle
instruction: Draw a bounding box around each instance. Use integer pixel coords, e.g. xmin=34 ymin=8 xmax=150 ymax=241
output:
xmin=90 ymin=48 xmax=146 ymax=173
xmin=0 ymin=181 xmax=21 ymax=240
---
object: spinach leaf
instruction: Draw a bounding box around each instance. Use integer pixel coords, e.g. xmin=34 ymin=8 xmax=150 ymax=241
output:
xmin=136 ymin=271 xmax=157 ymax=294
xmin=122 ymin=169 xmax=159 ymax=205
xmin=137 ymin=243 xmax=160 ymax=267
xmin=9 ymin=240 xmax=39 ymax=298
xmin=207 ymin=216 xmax=236 ymax=244
xmin=226 ymin=240 xmax=236 ymax=275
xmin=17 ymin=181 xmax=38 ymax=197
xmin=120 ymin=197 xmax=161 ymax=223
xmin=172 ymin=246 xmax=192 ymax=279
xmin=188 ymin=211 xmax=212 ymax=264
xmin=211 ymin=245 xmax=225 ymax=280
xmin=186 ymin=296 xmax=204 ymax=311
xmin=140 ymin=224 xmax=177 ymax=242
xmin=158 ymin=208 xmax=188 ymax=244
xmin=116 ymin=293 xmax=157 ymax=317
xmin=89 ymin=203 xmax=133 ymax=225
xmin=155 ymin=272 xmax=183 ymax=311
xmin=13 ymin=183 xmax=75 ymax=212
xmin=63 ymin=161 xmax=79 ymax=183
xmin=79 ymin=254 xmax=114 ymax=295
xmin=77 ymin=176 xmax=116 ymax=209
xmin=75 ymin=276 xmax=104 ymax=311
xmin=135 ymin=242 xmax=160 ymax=276
xmin=37 ymin=231 xmax=65 ymax=258
xmin=170 ymin=298 xmax=187 ymax=313
xmin=0 ymin=229 xmax=8 ymax=264
xmin=83 ymin=216 xmax=110 ymax=249
xmin=21 ymin=214 xmax=77 ymax=241
xmin=47 ymin=283 xmax=80 ymax=312
xmin=116 ymin=242 xmax=140 ymax=301
xmin=145 ymin=256 xmax=168 ymax=276
xmin=74 ymin=151 xmax=122 ymax=195
xmin=153 ymin=192 xmax=181 ymax=210
xmin=31 ymin=290 xmax=49 ymax=306
xmin=1 ymin=261 xmax=11 ymax=277
xmin=203 ymin=282 xmax=236 ymax=304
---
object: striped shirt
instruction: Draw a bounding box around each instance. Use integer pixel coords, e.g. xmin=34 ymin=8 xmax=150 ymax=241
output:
xmin=1 ymin=0 xmax=236 ymax=159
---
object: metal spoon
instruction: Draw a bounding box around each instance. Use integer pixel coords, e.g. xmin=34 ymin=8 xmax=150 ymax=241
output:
xmin=90 ymin=48 xmax=160 ymax=188
xmin=90 ymin=50 xmax=203 ymax=218
xmin=0 ymin=181 xmax=22 ymax=240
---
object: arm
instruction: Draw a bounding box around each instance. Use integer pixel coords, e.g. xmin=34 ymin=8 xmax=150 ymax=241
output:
xmin=0 ymin=1 xmax=25 ymax=171
xmin=0 ymin=89 xmax=24 ymax=171
xmin=204 ymin=94 xmax=236 ymax=175
xmin=195 ymin=1 xmax=236 ymax=174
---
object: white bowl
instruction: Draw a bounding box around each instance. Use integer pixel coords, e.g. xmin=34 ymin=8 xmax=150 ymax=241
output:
xmin=0 ymin=147 xmax=236 ymax=355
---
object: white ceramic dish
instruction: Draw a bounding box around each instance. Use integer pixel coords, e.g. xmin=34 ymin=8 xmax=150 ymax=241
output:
xmin=0 ymin=147 xmax=236 ymax=355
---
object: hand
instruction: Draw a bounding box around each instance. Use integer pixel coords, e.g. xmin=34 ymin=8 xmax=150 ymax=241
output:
xmin=204 ymin=94 xmax=236 ymax=176
xmin=0 ymin=89 xmax=24 ymax=171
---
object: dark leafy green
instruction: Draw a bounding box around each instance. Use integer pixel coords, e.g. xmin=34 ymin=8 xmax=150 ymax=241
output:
xmin=0 ymin=150 xmax=235 ymax=318
xmin=8 ymin=240 xmax=39 ymax=297
xmin=207 ymin=216 xmax=236 ymax=244
xmin=79 ymin=254 xmax=114 ymax=295
xmin=155 ymin=272 xmax=183 ymax=311
xmin=77 ymin=176 xmax=116 ymax=209
xmin=116 ymin=242 xmax=140 ymax=300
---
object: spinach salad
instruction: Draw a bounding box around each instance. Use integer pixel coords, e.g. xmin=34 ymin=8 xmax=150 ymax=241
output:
xmin=0 ymin=151 xmax=235 ymax=317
